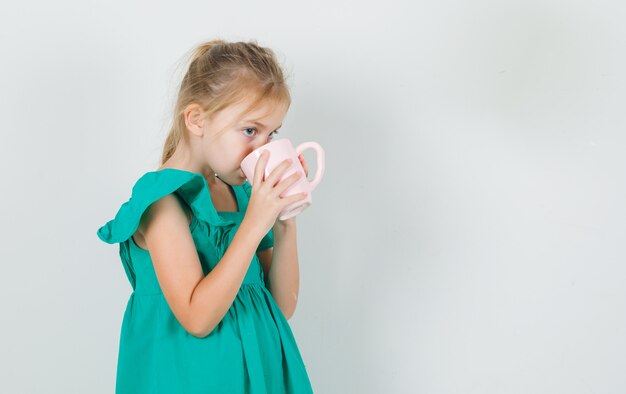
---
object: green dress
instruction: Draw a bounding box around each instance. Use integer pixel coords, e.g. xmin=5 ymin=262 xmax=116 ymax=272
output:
xmin=96 ymin=168 xmax=314 ymax=394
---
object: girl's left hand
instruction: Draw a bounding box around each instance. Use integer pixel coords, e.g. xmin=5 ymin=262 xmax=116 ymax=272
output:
xmin=274 ymin=153 xmax=308 ymax=227
xmin=297 ymin=153 xmax=309 ymax=178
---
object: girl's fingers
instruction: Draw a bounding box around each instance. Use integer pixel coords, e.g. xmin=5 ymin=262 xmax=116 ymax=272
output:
xmin=276 ymin=171 xmax=303 ymax=195
xmin=267 ymin=158 xmax=293 ymax=187
xmin=299 ymin=154 xmax=308 ymax=177
xmin=285 ymin=191 xmax=308 ymax=206
xmin=254 ymin=150 xmax=269 ymax=185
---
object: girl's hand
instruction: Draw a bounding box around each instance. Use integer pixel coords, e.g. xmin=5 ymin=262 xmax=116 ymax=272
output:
xmin=273 ymin=153 xmax=309 ymax=227
xmin=297 ymin=153 xmax=309 ymax=178
xmin=243 ymin=151 xmax=309 ymax=237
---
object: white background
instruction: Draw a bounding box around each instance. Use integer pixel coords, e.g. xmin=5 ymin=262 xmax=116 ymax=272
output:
xmin=1 ymin=0 xmax=624 ymax=393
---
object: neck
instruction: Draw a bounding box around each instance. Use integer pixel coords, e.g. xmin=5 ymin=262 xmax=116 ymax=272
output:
xmin=164 ymin=142 xmax=219 ymax=185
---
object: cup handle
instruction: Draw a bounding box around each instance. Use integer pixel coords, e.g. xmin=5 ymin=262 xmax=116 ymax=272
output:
xmin=295 ymin=142 xmax=325 ymax=192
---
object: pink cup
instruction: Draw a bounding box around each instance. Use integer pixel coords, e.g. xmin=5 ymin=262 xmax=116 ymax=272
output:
xmin=240 ymin=138 xmax=325 ymax=220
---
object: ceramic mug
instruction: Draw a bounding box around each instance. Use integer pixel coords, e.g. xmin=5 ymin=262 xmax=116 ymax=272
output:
xmin=240 ymin=138 xmax=325 ymax=220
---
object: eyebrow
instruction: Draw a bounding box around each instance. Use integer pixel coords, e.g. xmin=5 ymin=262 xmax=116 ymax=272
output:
xmin=246 ymin=120 xmax=282 ymax=130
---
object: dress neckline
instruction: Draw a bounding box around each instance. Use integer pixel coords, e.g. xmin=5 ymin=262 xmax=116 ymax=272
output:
xmin=152 ymin=168 xmax=244 ymax=214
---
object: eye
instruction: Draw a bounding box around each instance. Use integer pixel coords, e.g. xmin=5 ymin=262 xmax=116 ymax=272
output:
xmin=242 ymin=128 xmax=279 ymax=140
xmin=242 ymin=127 xmax=257 ymax=137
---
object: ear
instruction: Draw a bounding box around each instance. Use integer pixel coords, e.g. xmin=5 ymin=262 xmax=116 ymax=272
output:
xmin=184 ymin=104 xmax=206 ymax=138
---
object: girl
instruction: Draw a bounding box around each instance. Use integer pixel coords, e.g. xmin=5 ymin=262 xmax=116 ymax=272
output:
xmin=97 ymin=39 xmax=314 ymax=393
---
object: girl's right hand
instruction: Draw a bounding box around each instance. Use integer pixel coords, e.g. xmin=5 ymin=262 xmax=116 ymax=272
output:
xmin=243 ymin=150 xmax=308 ymax=236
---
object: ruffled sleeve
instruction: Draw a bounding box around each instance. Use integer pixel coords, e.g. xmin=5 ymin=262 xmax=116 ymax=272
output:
xmin=97 ymin=169 xmax=236 ymax=245
xmin=97 ymin=170 xmax=240 ymax=290
xmin=241 ymin=181 xmax=274 ymax=251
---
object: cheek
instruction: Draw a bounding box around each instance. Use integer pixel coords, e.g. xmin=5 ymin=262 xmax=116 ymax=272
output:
xmin=234 ymin=145 xmax=250 ymax=162
xmin=236 ymin=152 xmax=250 ymax=167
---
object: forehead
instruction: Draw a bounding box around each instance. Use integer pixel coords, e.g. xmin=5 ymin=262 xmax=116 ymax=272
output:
xmin=209 ymin=95 xmax=288 ymax=133
xmin=237 ymin=99 xmax=288 ymax=122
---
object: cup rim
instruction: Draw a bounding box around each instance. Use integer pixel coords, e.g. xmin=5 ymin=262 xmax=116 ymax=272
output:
xmin=243 ymin=138 xmax=292 ymax=162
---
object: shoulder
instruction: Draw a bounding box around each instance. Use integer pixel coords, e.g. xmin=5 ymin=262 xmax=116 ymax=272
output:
xmin=137 ymin=193 xmax=192 ymax=236
xmin=97 ymin=169 xmax=234 ymax=245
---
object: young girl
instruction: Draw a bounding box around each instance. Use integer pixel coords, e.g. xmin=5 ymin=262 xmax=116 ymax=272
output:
xmin=97 ymin=39 xmax=314 ymax=393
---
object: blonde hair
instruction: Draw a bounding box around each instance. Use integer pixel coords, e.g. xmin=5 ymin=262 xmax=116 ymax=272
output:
xmin=160 ymin=38 xmax=292 ymax=166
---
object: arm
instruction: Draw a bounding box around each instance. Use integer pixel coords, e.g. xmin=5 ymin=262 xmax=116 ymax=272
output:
xmin=141 ymin=194 xmax=264 ymax=338
xmin=259 ymin=153 xmax=308 ymax=319
xmin=259 ymin=218 xmax=300 ymax=320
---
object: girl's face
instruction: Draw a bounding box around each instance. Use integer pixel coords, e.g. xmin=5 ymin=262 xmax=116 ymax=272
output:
xmin=201 ymin=98 xmax=288 ymax=185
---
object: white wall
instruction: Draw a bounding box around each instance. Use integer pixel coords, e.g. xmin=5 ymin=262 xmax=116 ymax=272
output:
xmin=0 ymin=0 xmax=624 ymax=392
